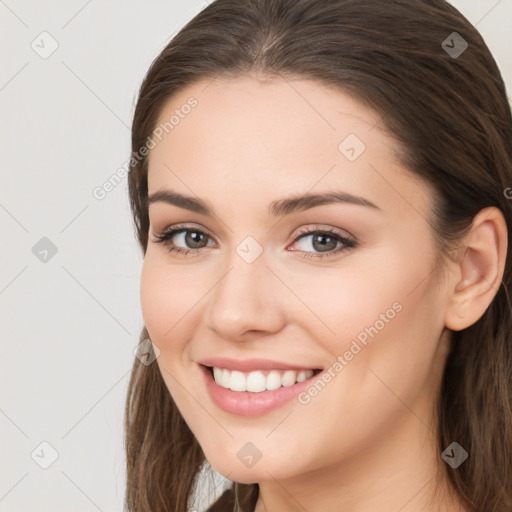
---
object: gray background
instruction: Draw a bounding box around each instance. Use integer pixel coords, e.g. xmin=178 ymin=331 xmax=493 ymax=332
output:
xmin=1 ymin=1 xmax=511 ymax=511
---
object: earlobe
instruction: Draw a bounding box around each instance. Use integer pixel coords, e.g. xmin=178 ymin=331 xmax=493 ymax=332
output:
xmin=444 ymin=207 xmax=508 ymax=331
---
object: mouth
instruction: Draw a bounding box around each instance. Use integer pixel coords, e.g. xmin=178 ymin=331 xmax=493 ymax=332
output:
xmin=203 ymin=365 xmax=323 ymax=393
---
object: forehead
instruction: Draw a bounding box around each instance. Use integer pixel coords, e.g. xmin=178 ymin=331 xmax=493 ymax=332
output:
xmin=146 ymin=75 xmax=431 ymax=219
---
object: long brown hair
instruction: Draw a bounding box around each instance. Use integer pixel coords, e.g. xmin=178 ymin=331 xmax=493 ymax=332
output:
xmin=125 ymin=1 xmax=512 ymax=510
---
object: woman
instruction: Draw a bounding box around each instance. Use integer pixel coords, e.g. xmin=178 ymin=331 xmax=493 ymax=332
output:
xmin=125 ymin=0 xmax=512 ymax=510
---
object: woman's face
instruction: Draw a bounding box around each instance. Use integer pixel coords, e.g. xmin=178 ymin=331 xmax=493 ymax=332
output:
xmin=140 ymin=75 xmax=454 ymax=483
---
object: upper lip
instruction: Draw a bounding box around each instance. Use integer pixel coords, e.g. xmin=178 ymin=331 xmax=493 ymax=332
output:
xmin=198 ymin=357 xmax=321 ymax=372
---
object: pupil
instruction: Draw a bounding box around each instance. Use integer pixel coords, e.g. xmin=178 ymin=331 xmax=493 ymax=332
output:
xmin=313 ymin=234 xmax=336 ymax=252
xmin=186 ymin=231 xmax=205 ymax=248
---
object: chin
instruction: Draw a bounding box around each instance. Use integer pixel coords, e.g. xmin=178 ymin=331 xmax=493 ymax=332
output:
xmin=204 ymin=445 xmax=301 ymax=484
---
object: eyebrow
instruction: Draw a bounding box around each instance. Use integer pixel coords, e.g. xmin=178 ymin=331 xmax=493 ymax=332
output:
xmin=145 ymin=189 xmax=381 ymax=217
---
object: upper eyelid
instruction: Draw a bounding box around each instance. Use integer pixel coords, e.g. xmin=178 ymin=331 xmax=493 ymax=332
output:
xmin=154 ymin=224 xmax=355 ymax=247
xmin=151 ymin=224 xmax=358 ymax=262
xmin=154 ymin=223 xmax=352 ymax=238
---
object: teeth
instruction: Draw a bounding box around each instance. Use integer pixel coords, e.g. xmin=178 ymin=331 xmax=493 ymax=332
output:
xmin=212 ymin=367 xmax=315 ymax=392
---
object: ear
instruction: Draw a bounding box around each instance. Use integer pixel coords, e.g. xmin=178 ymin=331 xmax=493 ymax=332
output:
xmin=444 ymin=206 xmax=508 ymax=331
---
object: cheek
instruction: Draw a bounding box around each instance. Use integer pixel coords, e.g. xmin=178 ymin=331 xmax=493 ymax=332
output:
xmin=139 ymin=255 xmax=195 ymax=349
xmin=139 ymin=256 xmax=200 ymax=403
xmin=293 ymin=243 xmax=441 ymax=379
xmin=140 ymin=257 xmax=166 ymax=339
xmin=326 ymin=256 xmax=445 ymax=419
xmin=274 ymin=253 xmax=407 ymax=346
xmin=140 ymin=253 xmax=221 ymax=372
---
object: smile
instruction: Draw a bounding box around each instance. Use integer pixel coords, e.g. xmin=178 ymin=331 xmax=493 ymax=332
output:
xmin=199 ymin=363 xmax=323 ymax=417
xmin=211 ymin=367 xmax=320 ymax=392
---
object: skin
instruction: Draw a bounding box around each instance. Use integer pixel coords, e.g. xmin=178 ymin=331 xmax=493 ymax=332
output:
xmin=140 ymin=74 xmax=507 ymax=512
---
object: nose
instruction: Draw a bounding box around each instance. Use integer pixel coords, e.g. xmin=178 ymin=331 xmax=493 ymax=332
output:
xmin=204 ymin=252 xmax=286 ymax=342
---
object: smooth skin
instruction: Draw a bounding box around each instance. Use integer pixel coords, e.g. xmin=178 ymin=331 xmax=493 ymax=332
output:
xmin=140 ymin=74 xmax=507 ymax=512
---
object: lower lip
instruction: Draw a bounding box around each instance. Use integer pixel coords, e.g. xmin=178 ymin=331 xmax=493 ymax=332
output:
xmin=199 ymin=364 xmax=321 ymax=417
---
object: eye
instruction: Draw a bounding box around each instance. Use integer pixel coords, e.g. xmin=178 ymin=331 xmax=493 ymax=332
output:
xmin=288 ymin=226 xmax=357 ymax=260
xmin=151 ymin=224 xmax=357 ymax=259
xmin=151 ymin=224 xmax=215 ymax=257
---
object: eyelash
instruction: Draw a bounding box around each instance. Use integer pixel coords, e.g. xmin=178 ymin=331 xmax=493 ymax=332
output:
xmin=151 ymin=224 xmax=357 ymax=260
